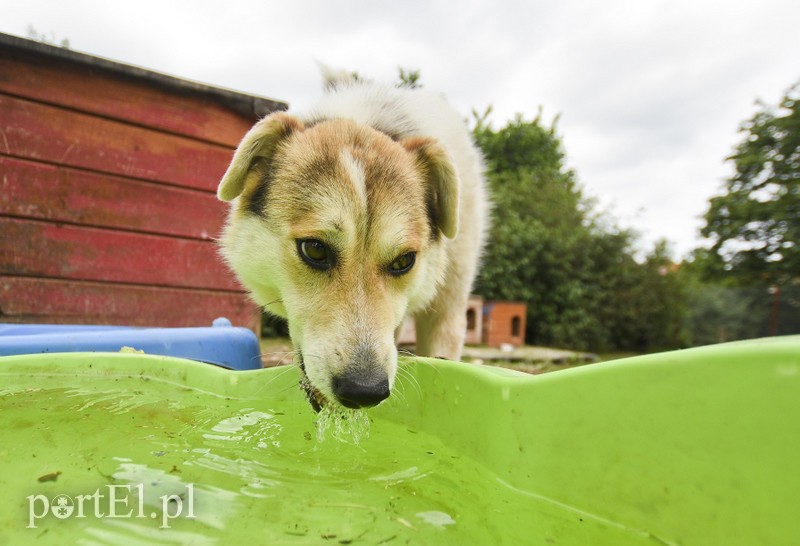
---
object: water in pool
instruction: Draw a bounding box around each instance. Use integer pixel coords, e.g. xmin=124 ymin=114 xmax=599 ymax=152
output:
xmin=0 ymin=371 xmax=626 ymax=545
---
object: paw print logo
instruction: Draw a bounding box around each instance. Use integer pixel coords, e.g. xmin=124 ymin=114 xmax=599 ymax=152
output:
xmin=51 ymin=494 xmax=74 ymax=519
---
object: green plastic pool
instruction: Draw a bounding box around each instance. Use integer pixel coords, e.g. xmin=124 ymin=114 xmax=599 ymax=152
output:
xmin=1 ymin=336 xmax=798 ymax=545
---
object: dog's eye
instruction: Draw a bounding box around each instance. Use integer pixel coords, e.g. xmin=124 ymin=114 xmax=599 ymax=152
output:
xmin=389 ymin=252 xmax=416 ymax=276
xmin=297 ymin=239 xmax=332 ymax=270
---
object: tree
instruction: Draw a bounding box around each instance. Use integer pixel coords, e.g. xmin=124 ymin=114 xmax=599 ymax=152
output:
xmin=472 ymin=110 xmax=692 ymax=352
xmin=26 ymin=25 xmax=70 ymax=48
xmin=701 ymin=81 xmax=800 ymax=286
xmin=397 ymin=67 xmax=422 ymax=89
xmin=472 ymin=112 xmax=593 ymax=346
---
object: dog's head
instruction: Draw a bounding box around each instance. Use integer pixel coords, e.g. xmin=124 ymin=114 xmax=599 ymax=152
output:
xmin=217 ymin=112 xmax=459 ymax=410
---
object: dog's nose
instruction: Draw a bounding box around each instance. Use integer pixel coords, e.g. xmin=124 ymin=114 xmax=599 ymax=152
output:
xmin=332 ymin=372 xmax=390 ymax=409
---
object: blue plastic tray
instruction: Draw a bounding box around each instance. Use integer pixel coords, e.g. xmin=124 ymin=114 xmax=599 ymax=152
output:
xmin=0 ymin=318 xmax=262 ymax=370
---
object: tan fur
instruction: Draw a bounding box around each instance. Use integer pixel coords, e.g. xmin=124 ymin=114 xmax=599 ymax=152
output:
xmin=218 ymin=81 xmax=488 ymax=409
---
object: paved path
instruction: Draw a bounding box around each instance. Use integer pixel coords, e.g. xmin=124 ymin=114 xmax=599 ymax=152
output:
xmin=461 ymin=345 xmax=598 ymax=364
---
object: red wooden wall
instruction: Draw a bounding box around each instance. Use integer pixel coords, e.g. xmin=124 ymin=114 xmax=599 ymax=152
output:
xmin=0 ymin=34 xmax=287 ymax=332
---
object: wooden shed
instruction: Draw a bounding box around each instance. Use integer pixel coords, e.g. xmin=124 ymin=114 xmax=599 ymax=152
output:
xmin=0 ymin=33 xmax=287 ymax=332
xmin=482 ymin=300 xmax=527 ymax=347
xmin=464 ymin=296 xmax=484 ymax=345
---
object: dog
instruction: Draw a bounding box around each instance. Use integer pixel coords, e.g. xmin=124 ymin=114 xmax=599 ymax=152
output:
xmin=216 ymin=68 xmax=489 ymax=410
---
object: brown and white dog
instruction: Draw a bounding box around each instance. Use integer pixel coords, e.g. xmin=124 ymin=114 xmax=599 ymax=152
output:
xmin=217 ymin=69 xmax=488 ymax=410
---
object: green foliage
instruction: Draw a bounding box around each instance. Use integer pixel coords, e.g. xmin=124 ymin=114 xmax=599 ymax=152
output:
xmin=397 ymin=67 xmax=422 ymax=89
xmin=701 ymin=81 xmax=800 ymax=286
xmin=26 ymin=24 xmax=70 ymax=48
xmin=691 ymin=81 xmax=800 ymax=340
xmin=473 ymin=112 xmax=686 ymax=351
xmin=473 ymin=80 xmax=800 ymax=350
xmin=681 ymin=255 xmax=800 ymax=342
xmin=681 ymin=283 xmax=767 ymax=345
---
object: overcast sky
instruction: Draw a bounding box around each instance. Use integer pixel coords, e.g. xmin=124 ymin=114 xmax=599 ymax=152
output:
xmin=3 ymin=0 xmax=799 ymax=258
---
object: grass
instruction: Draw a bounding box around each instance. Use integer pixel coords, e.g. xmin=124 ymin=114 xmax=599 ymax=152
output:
xmin=595 ymin=352 xmax=641 ymax=363
xmin=483 ymin=352 xmax=642 ymax=375
xmin=259 ymin=337 xmax=294 ymax=367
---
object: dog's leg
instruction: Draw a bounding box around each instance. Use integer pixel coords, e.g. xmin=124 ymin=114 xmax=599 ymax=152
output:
xmin=414 ymin=264 xmax=471 ymax=361
xmin=414 ymin=222 xmax=483 ymax=361
xmin=414 ymin=300 xmax=468 ymax=360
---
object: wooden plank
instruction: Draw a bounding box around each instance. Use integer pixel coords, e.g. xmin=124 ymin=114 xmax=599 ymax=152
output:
xmin=0 ymin=94 xmax=233 ymax=191
xmin=1 ymin=218 xmax=239 ymax=291
xmin=0 ymin=50 xmax=256 ymax=147
xmin=0 ymin=276 xmax=260 ymax=331
xmin=0 ymin=156 xmax=227 ymax=240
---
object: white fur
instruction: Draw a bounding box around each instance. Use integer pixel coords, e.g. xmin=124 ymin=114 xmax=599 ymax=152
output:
xmin=339 ymin=149 xmax=368 ymax=208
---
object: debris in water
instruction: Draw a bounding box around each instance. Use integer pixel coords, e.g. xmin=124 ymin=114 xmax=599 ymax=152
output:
xmin=37 ymin=471 xmax=61 ymax=483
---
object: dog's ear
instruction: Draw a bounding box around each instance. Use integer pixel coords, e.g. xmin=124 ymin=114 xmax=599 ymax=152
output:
xmin=402 ymin=137 xmax=460 ymax=239
xmin=217 ymin=113 xmax=304 ymax=202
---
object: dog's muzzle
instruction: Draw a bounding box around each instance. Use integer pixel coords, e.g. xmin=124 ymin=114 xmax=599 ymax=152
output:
xmin=331 ymin=370 xmax=390 ymax=409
